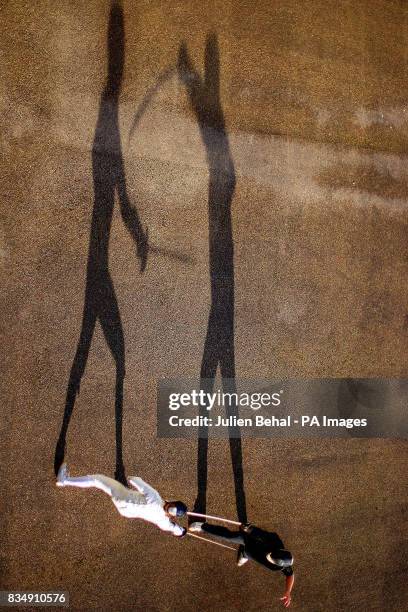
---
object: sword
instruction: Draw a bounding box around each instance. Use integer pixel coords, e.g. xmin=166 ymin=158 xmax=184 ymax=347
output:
xmin=187 ymin=532 xmax=237 ymax=551
xmin=187 ymin=511 xmax=242 ymax=526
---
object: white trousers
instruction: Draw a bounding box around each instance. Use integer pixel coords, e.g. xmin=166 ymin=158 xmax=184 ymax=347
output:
xmin=62 ymin=474 xmax=135 ymax=502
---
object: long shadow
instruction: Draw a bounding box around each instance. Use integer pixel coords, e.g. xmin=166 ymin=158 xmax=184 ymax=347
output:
xmin=178 ymin=34 xmax=247 ymax=523
xmin=54 ymin=0 xmax=148 ymax=484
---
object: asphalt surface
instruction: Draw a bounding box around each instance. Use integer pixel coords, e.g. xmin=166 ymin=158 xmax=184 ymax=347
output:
xmin=1 ymin=1 xmax=407 ymax=610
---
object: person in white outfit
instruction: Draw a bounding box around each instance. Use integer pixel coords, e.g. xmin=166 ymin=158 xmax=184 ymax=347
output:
xmin=57 ymin=464 xmax=186 ymax=537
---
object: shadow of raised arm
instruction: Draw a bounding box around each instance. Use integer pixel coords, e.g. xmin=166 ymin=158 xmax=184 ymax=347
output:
xmin=177 ymin=43 xmax=204 ymax=115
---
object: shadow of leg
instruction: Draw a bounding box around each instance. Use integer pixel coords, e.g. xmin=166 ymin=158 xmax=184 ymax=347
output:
xmin=54 ymin=309 xmax=97 ymax=476
xmin=228 ymin=436 xmax=247 ymax=524
xmin=99 ymin=275 xmax=126 ymax=482
xmin=194 ymin=433 xmax=208 ymax=516
xmin=193 ymin=321 xmax=218 ymax=516
xmin=222 ymin=367 xmax=247 ymax=525
xmin=114 ymin=369 xmax=126 ymax=485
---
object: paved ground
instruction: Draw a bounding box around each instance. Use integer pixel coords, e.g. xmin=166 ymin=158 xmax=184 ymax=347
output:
xmin=1 ymin=0 xmax=407 ymax=610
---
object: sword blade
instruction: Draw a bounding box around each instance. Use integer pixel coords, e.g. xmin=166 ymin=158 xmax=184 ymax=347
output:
xmin=186 ymin=532 xmax=237 ymax=551
xmin=187 ymin=511 xmax=242 ymax=526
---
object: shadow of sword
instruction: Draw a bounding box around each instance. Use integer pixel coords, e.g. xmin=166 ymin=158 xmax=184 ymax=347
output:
xmin=149 ymin=243 xmax=196 ymax=265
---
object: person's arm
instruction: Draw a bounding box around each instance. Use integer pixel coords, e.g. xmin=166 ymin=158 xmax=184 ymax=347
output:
xmin=128 ymin=477 xmax=162 ymax=503
xmin=280 ymin=573 xmax=294 ymax=608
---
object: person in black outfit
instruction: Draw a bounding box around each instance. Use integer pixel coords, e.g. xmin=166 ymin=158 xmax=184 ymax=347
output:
xmin=189 ymin=522 xmax=295 ymax=608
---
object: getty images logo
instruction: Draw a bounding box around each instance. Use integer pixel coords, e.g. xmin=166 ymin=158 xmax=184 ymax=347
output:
xmin=168 ymin=389 xmax=283 ymax=411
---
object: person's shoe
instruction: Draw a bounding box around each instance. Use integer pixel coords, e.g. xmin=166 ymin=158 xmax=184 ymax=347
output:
xmin=237 ymin=545 xmax=249 ymax=567
xmin=56 ymin=463 xmax=69 ymax=487
xmin=188 ymin=522 xmax=204 ymax=533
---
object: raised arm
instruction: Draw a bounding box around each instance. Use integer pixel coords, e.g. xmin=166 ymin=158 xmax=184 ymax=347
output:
xmin=127 ymin=477 xmax=162 ymax=504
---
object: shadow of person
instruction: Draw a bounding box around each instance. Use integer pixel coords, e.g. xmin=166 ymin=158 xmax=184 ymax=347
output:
xmin=178 ymin=34 xmax=247 ymax=523
xmin=54 ymin=0 xmax=148 ymax=484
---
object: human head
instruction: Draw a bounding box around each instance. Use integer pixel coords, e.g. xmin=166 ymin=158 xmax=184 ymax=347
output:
xmin=266 ymin=549 xmax=293 ymax=568
xmin=164 ymin=501 xmax=188 ymax=518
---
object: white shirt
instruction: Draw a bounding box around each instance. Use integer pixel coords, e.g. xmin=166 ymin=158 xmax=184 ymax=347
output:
xmin=111 ymin=476 xmax=184 ymax=536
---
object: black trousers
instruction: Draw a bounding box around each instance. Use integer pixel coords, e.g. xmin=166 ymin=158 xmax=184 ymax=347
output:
xmin=201 ymin=523 xmax=245 ymax=546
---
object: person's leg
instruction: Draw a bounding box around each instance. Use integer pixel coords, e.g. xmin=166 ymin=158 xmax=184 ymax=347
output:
xmin=201 ymin=523 xmax=244 ymax=545
xmin=237 ymin=544 xmax=253 ymax=566
xmin=57 ymin=465 xmax=126 ymax=498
